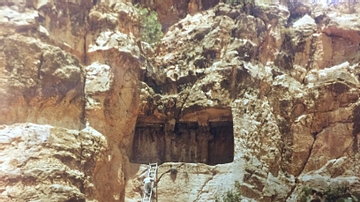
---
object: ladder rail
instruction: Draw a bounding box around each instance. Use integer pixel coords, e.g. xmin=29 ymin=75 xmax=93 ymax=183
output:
xmin=142 ymin=163 xmax=158 ymax=202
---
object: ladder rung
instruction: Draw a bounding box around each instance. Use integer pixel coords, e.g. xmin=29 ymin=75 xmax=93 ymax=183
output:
xmin=142 ymin=163 xmax=158 ymax=202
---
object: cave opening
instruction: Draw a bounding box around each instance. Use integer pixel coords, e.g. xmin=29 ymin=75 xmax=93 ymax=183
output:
xmin=130 ymin=121 xmax=234 ymax=165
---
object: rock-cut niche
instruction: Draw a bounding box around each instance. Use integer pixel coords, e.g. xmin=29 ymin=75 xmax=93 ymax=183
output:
xmin=131 ymin=109 xmax=234 ymax=165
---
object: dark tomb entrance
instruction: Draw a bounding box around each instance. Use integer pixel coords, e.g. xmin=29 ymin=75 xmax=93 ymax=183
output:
xmin=131 ymin=121 xmax=234 ymax=165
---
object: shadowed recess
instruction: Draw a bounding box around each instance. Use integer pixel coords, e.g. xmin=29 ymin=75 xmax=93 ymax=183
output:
xmin=131 ymin=121 xmax=234 ymax=165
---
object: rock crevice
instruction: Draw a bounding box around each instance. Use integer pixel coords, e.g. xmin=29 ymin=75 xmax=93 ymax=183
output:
xmin=1 ymin=1 xmax=360 ymax=202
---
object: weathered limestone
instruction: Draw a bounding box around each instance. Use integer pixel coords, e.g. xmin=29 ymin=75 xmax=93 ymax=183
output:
xmin=83 ymin=3 xmax=142 ymax=201
xmin=128 ymin=2 xmax=360 ymax=201
xmin=0 ymin=123 xmax=107 ymax=202
xmin=0 ymin=2 xmax=141 ymax=202
xmin=0 ymin=34 xmax=85 ymax=130
xmin=1 ymin=1 xmax=360 ymax=202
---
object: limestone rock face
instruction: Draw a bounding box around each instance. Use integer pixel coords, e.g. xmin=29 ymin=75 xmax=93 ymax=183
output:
xmin=135 ymin=0 xmax=218 ymax=32
xmin=0 ymin=34 xmax=84 ymax=130
xmin=1 ymin=2 xmax=141 ymax=202
xmin=129 ymin=2 xmax=360 ymax=202
xmin=0 ymin=123 xmax=106 ymax=202
xmin=84 ymin=5 xmax=141 ymax=201
xmin=1 ymin=1 xmax=360 ymax=202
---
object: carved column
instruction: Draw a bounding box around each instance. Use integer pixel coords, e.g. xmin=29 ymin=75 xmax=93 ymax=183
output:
xmin=197 ymin=126 xmax=213 ymax=163
xmin=164 ymin=119 xmax=176 ymax=161
xmin=189 ymin=130 xmax=197 ymax=162
xmin=180 ymin=130 xmax=190 ymax=162
xmin=165 ymin=131 xmax=176 ymax=161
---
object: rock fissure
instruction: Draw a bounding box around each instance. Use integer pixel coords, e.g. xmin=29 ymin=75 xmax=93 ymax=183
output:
xmin=194 ymin=174 xmax=214 ymax=202
xmin=299 ymin=132 xmax=316 ymax=176
xmin=305 ymin=33 xmax=316 ymax=72
xmin=340 ymin=136 xmax=357 ymax=158
xmin=83 ymin=33 xmax=87 ymax=64
xmin=2 ymin=1 xmax=360 ymax=202
xmin=285 ymin=132 xmax=316 ymax=201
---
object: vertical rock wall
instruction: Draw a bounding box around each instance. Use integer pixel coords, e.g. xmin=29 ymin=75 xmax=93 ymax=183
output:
xmin=126 ymin=2 xmax=360 ymax=202
xmin=1 ymin=1 xmax=360 ymax=202
xmin=0 ymin=1 xmax=142 ymax=202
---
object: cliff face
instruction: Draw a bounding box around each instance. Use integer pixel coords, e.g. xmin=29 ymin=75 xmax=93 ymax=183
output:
xmin=1 ymin=1 xmax=140 ymax=201
xmin=1 ymin=0 xmax=360 ymax=202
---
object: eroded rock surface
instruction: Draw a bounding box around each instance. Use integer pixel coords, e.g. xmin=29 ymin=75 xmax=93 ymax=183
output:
xmin=1 ymin=1 xmax=360 ymax=202
xmin=1 ymin=1 xmax=141 ymax=202
xmin=129 ymin=2 xmax=360 ymax=202
xmin=0 ymin=123 xmax=106 ymax=202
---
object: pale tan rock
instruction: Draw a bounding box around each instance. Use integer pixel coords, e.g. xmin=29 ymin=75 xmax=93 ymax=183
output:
xmin=291 ymin=15 xmax=316 ymax=74
xmin=293 ymin=14 xmax=316 ymax=36
xmin=305 ymin=62 xmax=359 ymax=86
xmin=131 ymin=3 xmax=360 ymax=202
xmin=133 ymin=0 xmax=225 ymax=32
xmin=304 ymin=123 xmax=354 ymax=172
xmin=0 ymin=35 xmax=84 ymax=130
xmin=131 ymin=2 xmax=358 ymax=201
xmin=0 ymin=2 xmax=142 ymax=201
xmin=323 ymin=12 xmax=360 ymax=43
xmin=0 ymin=6 xmax=38 ymax=36
xmin=234 ymin=14 xmax=267 ymax=46
xmin=289 ymin=115 xmax=314 ymax=176
xmin=1 ymin=1 xmax=360 ymax=202
xmin=311 ymin=33 xmax=333 ymax=69
xmin=288 ymin=157 xmax=360 ymax=201
xmin=83 ymin=5 xmax=142 ymax=202
xmin=188 ymin=0 xmax=200 ymax=15
xmin=37 ymin=2 xmax=90 ymax=60
xmin=0 ymin=123 xmax=107 ymax=202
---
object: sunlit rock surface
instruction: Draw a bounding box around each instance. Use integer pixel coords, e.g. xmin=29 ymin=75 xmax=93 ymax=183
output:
xmin=0 ymin=1 xmax=360 ymax=202
xmin=0 ymin=123 xmax=107 ymax=202
xmin=132 ymin=2 xmax=360 ymax=201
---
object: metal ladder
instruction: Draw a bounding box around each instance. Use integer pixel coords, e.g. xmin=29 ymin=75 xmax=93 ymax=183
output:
xmin=142 ymin=163 xmax=158 ymax=202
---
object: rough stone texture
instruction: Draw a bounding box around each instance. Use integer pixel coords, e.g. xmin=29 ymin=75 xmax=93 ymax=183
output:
xmin=1 ymin=2 xmax=141 ymax=202
xmin=0 ymin=33 xmax=85 ymax=130
xmin=134 ymin=0 xmax=223 ymax=32
xmin=1 ymin=1 xmax=360 ymax=202
xmin=126 ymin=2 xmax=360 ymax=202
xmin=84 ymin=5 xmax=141 ymax=201
xmin=0 ymin=123 xmax=107 ymax=202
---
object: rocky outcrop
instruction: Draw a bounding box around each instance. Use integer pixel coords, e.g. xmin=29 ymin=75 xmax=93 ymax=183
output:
xmin=1 ymin=1 xmax=360 ymax=202
xmin=1 ymin=2 xmax=141 ymax=202
xmin=84 ymin=4 xmax=141 ymax=201
xmin=134 ymin=0 xmax=223 ymax=32
xmin=0 ymin=4 xmax=86 ymax=129
xmin=0 ymin=123 xmax=106 ymax=202
xmin=0 ymin=33 xmax=85 ymax=130
xmin=128 ymin=2 xmax=360 ymax=202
